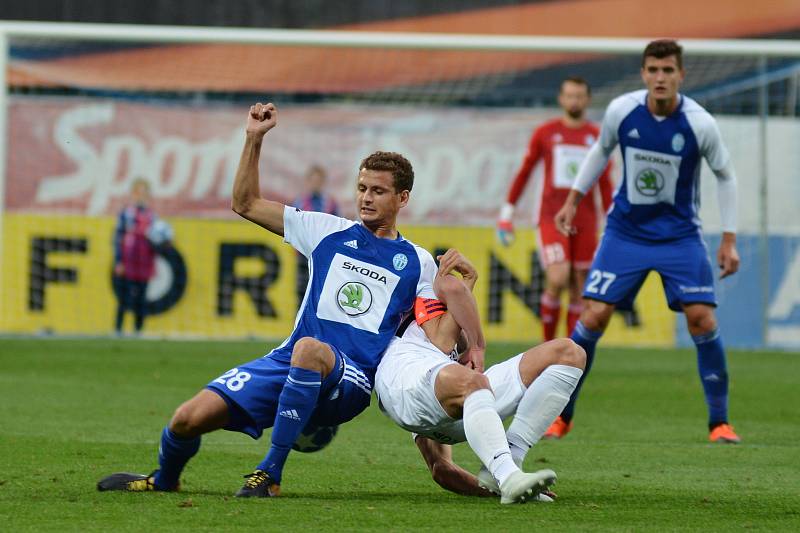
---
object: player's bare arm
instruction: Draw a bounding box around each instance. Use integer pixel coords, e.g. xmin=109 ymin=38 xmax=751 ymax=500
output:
xmin=554 ymin=189 xmax=584 ymax=236
xmin=419 ymin=249 xmax=478 ymax=343
xmin=717 ymin=232 xmax=740 ymax=279
xmin=422 ymin=249 xmax=486 ymax=372
xmin=231 ymin=102 xmax=286 ymax=235
xmin=414 ymin=436 xmax=493 ymax=497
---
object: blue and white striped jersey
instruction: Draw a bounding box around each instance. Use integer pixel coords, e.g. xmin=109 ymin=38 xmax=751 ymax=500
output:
xmin=268 ymin=206 xmax=437 ymax=375
xmin=597 ymin=90 xmax=732 ymax=241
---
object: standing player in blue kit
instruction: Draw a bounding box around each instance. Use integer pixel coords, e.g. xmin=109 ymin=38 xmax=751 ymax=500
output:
xmin=97 ymin=102 xmax=481 ymax=497
xmin=552 ymin=40 xmax=742 ymax=443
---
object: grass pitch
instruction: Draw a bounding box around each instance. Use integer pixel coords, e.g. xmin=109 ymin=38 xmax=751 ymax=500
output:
xmin=1 ymin=338 xmax=798 ymax=531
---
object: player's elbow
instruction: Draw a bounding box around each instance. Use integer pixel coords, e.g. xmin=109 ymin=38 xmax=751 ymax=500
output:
xmin=231 ymin=197 xmax=252 ymax=217
xmin=434 ymin=274 xmax=469 ymax=306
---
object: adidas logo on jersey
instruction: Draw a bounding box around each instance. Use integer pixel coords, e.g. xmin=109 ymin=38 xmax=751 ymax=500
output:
xmin=279 ymin=409 xmax=301 ymax=421
xmin=344 ymin=240 xmax=358 ymax=249
xmin=627 ymin=128 xmax=640 ymax=139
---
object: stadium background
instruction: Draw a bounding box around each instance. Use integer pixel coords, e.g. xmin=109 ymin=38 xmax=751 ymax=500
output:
xmin=2 ymin=0 xmax=799 ymax=350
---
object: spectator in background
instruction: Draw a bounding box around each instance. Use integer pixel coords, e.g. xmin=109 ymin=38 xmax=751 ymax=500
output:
xmin=292 ymin=165 xmax=339 ymax=307
xmin=113 ymin=178 xmax=171 ymax=335
xmin=293 ymin=164 xmax=339 ymax=215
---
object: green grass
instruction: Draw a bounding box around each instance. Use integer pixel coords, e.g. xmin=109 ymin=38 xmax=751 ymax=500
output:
xmin=1 ymin=339 xmax=799 ymax=531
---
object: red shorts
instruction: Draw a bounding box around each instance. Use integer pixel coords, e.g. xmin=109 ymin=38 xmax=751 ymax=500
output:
xmin=536 ymin=219 xmax=598 ymax=270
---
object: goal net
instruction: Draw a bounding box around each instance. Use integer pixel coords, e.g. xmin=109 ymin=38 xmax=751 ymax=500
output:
xmin=2 ymin=24 xmax=799 ymax=348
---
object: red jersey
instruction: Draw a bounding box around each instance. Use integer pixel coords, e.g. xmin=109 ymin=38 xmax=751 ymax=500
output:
xmin=506 ymin=118 xmax=613 ymax=225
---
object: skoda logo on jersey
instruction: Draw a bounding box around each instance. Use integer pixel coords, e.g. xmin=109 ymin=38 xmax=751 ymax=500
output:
xmin=567 ymin=161 xmax=580 ymax=179
xmin=671 ymin=133 xmax=685 ymax=153
xmin=342 ymin=261 xmax=387 ymax=284
xmin=392 ymin=253 xmax=408 ymax=271
xmin=337 ymin=282 xmax=373 ymax=316
xmin=635 ymin=168 xmax=665 ymax=197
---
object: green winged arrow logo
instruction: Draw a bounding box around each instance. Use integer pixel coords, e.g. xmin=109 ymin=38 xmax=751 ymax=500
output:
xmin=337 ymin=282 xmax=372 ymax=316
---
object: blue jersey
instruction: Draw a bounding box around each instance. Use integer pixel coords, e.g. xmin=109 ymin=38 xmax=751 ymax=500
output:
xmin=597 ymin=90 xmax=731 ymax=242
xmin=272 ymin=206 xmax=437 ymax=374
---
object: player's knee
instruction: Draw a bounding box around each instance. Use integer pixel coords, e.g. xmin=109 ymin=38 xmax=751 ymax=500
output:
xmin=435 ymin=365 xmax=491 ymax=418
xmin=462 ymin=371 xmax=491 ymax=396
xmin=291 ymin=337 xmax=331 ymax=372
xmin=580 ymin=302 xmax=613 ymax=331
xmin=169 ymin=401 xmax=206 ymax=438
xmin=686 ymin=310 xmax=717 ymax=335
xmin=552 ymin=338 xmax=586 ymax=370
xmin=546 ymin=273 xmax=569 ymax=293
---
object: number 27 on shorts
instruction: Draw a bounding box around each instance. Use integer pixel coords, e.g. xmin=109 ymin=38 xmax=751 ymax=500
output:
xmin=586 ymin=270 xmax=616 ymax=295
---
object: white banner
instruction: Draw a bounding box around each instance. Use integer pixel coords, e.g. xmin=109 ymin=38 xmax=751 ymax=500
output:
xmin=6 ymin=96 xmax=800 ymax=231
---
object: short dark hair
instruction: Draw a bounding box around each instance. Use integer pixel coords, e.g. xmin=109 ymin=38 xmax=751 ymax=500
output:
xmin=359 ymin=151 xmax=414 ymax=192
xmin=642 ymin=39 xmax=683 ymax=69
xmin=306 ymin=164 xmax=326 ymax=179
xmin=561 ymin=76 xmax=591 ymax=96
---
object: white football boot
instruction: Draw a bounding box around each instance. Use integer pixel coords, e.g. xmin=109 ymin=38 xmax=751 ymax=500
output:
xmin=478 ymin=464 xmax=556 ymax=503
xmin=492 ymin=468 xmax=557 ymax=504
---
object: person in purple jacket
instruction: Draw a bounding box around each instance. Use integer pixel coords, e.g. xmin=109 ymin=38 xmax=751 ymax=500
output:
xmin=113 ymin=178 xmax=159 ymax=335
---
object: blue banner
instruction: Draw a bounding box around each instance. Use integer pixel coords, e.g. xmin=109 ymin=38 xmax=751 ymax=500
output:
xmin=677 ymin=234 xmax=800 ymax=349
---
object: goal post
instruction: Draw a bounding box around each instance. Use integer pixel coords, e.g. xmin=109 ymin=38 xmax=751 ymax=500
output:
xmin=1 ymin=21 xmax=799 ymax=348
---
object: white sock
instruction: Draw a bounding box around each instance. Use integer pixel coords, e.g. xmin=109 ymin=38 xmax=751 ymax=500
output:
xmin=506 ymin=364 xmax=583 ymax=460
xmin=463 ymin=388 xmax=518 ymax=487
xmin=508 ymin=442 xmax=527 ymax=467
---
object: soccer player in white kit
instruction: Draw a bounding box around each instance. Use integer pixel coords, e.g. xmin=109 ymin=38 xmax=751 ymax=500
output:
xmin=375 ymin=250 xmax=586 ymax=503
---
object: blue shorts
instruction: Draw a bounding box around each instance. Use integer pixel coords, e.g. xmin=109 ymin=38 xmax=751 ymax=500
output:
xmin=206 ymin=344 xmax=373 ymax=439
xmin=584 ymin=230 xmax=717 ymax=312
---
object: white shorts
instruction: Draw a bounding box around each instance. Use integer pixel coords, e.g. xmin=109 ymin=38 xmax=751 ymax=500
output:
xmin=375 ymin=336 xmax=526 ymax=444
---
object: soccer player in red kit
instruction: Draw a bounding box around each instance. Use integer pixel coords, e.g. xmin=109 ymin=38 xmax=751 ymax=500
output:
xmin=497 ymin=77 xmax=614 ymax=341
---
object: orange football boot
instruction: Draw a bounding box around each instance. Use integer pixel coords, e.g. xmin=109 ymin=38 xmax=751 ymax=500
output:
xmin=709 ymin=423 xmax=741 ymax=443
xmin=543 ymin=416 xmax=573 ymax=439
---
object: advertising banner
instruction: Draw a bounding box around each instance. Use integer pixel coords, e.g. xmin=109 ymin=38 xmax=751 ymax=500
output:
xmin=3 ymin=95 xmax=798 ymax=347
xmin=1 ymin=214 xmax=672 ymax=345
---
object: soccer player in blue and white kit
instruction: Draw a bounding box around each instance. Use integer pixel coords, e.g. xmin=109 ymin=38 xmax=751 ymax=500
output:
xmin=551 ymin=40 xmax=742 ymax=443
xmin=98 ymin=102 xmax=465 ymax=497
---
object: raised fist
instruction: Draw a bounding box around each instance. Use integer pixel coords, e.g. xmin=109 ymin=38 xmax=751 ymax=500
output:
xmin=246 ymin=102 xmax=277 ymax=137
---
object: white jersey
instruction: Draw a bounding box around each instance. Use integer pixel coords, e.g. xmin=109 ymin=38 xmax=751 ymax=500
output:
xmin=375 ymin=322 xmax=526 ymax=444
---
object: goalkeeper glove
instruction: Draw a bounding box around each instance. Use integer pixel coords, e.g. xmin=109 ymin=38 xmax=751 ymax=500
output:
xmin=496 ymin=203 xmax=515 ymax=246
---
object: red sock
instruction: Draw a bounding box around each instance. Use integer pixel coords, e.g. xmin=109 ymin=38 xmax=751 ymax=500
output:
xmin=540 ymin=293 xmax=561 ymax=341
xmin=567 ymin=303 xmax=583 ymax=336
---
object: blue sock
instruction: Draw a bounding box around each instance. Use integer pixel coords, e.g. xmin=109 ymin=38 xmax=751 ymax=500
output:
xmin=258 ymin=367 xmax=321 ymax=483
xmin=561 ymin=321 xmax=603 ymax=422
xmin=692 ymin=329 xmax=729 ymax=426
xmin=153 ymin=426 xmax=200 ymax=490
